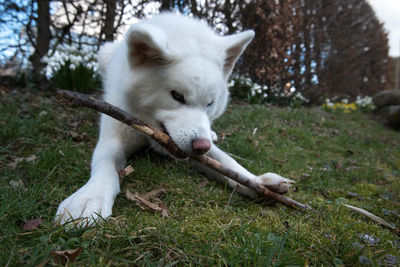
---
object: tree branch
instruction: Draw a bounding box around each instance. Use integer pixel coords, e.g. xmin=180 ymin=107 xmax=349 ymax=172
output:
xmin=56 ymin=90 xmax=314 ymax=211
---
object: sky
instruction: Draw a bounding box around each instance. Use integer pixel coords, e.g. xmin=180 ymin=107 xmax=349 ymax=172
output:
xmin=367 ymin=0 xmax=400 ymax=57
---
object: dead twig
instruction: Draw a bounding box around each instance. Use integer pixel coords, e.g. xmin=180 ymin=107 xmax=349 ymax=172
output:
xmin=343 ymin=204 xmax=400 ymax=236
xmin=56 ymin=90 xmax=314 ymax=211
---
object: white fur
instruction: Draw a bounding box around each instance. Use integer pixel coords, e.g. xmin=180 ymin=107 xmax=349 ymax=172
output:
xmin=55 ymin=13 xmax=293 ymax=226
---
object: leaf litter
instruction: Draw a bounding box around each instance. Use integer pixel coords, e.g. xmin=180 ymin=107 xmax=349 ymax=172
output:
xmin=9 ymin=179 xmax=27 ymax=190
xmin=7 ymin=154 xmax=37 ymax=169
xmin=118 ymin=165 xmax=134 ymax=184
xmin=22 ymin=218 xmax=42 ymax=231
xmin=119 ymin=165 xmax=170 ymax=217
xmin=50 ymin=247 xmax=83 ymax=265
xmin=126 ymin=188 xmax=170 ymax=217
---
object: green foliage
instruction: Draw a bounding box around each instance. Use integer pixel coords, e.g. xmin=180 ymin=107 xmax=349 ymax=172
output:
xmin=322 ymin=96 xmax=376 ymax=114
xmin=1 ymin=88 xmax=399 ymax=266
xmin=51 ymin=60 xmax=101 ymax=93
xmin=229 ymin=75 xmax=263 ymax=104
xmin=229 ymin=75 xmax=309 ymax=106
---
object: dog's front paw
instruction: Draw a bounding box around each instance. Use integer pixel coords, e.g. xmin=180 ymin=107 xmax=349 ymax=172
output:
xmin=211 ymin=130 xmax=218 ymax=142
xmin=255 ymin=172 xmax=295 ymax=194
xmin=55 ymin=183 xmax=117 ymax=227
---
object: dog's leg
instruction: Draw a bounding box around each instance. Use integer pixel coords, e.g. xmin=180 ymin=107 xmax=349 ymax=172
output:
xmin=55 ymin=137 xmax=124 ymax=226
xmin=55 ymin=119 xmax=146 ymax=226
xmin=196 ymin=145 xmax=294 ymax=198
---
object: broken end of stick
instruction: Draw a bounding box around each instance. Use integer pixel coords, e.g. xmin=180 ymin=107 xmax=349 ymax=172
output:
xmin=284 ymin=200 xmax=316 ymax=212
xmin=261 ymin=188 xmax=316 ymax=212
xmin=299 ymin=203 xmax=316 ymax=212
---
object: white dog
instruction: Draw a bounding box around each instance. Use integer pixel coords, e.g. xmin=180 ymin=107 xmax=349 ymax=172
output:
xmin=55 ymin=13 xmax=293 ymax=225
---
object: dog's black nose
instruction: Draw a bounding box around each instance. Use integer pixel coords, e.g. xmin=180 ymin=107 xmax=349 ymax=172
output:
xmin=192 ymin=138 xmax=211 ymax=154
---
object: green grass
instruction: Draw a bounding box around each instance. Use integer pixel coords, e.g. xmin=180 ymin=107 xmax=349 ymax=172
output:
xmin=1 ymin=88 xmax=399 ymax=266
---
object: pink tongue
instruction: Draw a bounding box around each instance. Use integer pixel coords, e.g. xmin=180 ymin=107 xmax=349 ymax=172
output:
xmin=192 ymin=138 xmax=211 ymax=154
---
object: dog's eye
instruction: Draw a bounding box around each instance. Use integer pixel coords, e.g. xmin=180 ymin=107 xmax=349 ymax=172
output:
xmin=171 ymin=90 xmax=185 ymax=104
xmin=207 ymin=101 xmax=214 ymax=107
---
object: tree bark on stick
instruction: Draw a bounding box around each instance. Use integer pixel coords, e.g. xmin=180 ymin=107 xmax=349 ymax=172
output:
xmin=56 ymin=90 xmax=314 ymax=211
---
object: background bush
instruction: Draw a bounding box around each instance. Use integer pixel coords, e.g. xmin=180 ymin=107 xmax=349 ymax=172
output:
xmin=50 ymin=60 xmax=101 ymax=93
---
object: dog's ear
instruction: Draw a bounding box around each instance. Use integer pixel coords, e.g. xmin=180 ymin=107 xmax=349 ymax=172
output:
xmin=222 ymin=30 xmax=255 ymax=77
xmin=126 ymin=24 xmax=171 ymax=68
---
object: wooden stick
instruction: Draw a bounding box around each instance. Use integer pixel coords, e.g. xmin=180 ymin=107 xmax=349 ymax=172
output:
xmin=56 ymin=90 xmax=314 ymax=211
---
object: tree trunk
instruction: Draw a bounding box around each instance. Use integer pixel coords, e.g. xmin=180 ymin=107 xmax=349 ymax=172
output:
xmin=102 ymin=0 xmax=117 ymax=42
xmin=29 ymin=0 xmax=51 ymax=84
xmin=160 ymin=0 xmax=174 ymax=11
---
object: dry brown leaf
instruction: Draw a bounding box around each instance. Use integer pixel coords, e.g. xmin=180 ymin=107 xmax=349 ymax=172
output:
xmin=127 ymin=191 xmax=161 ymax=210
xmin=158 ymin=202 xmax=170 ymax=217
xmin=9 ymin=179 xmax=26 ymax=190
xmin=67 ymin=121 xmax=80 ymax=128
xmin=66 ymin=130 xmax=87 ymax=141
xmin=51 ymin=247 xmax=83 ymax=265
xmin=7 ymin=158 xmax=24 ymax=169
xmin=22 ymin=218 xmax=42 ymax=231
xmin=7 ymin=155 xmax=37 ymax=169
xmin=126 ymin=189 xmax=170 ymax=217
xmin=118 ymin=165 xmax=134 ymax=183
xmin=126 ymin=190 xmax=145 ymax=210
xmin=142 ymin=188 xmax=166 ymax=200
xmin=25 ymin=154 xmax=37 ymax=163
xmin=67 ymin=130 xmax=79 ymax=139
xmin=126 ymin=189 xmax=138 ymax=202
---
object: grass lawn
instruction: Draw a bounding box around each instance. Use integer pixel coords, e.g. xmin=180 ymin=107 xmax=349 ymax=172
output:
xmin=1 ymin=87 xmax=399 ymax=266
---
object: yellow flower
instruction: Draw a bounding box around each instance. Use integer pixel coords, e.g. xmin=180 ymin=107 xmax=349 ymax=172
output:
xmin=322 ymin=101 xmax=358 ymax=113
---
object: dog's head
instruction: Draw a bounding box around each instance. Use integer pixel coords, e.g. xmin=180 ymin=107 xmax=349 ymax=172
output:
xmin=124 ymin=14 xmax=254 ymax=154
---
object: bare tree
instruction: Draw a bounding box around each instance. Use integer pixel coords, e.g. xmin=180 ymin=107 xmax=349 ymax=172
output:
xmin=0 ymin=0 xmax=390 ymax=98
xmin=235 ymin=0 xmax=390 ymax=103
xmin=0 ymin=0 xmax=149 ymax=83
xmin=28 ymin=0 xmax=51 ymax=79
xmin=316 ymin=0 xmax=390 ymax=101
xmin=0 ymin=0 xmax=84 ymax=82
xmin=234 ymin=0 xmax=302 ymax=104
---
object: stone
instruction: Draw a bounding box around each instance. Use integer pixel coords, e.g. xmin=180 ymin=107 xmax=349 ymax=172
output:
xmin=388 ymin=105 xmax=400 ymax=126
xmin=377 ymin=105 xmax=400 ymax=126
xmin=372 ymin=89 xmax=400 ymax=107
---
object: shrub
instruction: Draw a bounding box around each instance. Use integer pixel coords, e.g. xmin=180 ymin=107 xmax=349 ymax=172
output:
xmin=50 ymin=60 xmax=101 ymax=93
xmin=322 ymin=96 xmax=375 ymax=113
xmin=43 ymin=43 xmax=100 ymax=93
xmin=228 ymin=75 xmax=309 ymax=107
xmin=229 ymin=75 xmax=264 ymax=104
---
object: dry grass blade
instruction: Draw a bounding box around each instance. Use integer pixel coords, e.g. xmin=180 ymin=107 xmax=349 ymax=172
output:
xmin=343 ymin=204 xmax=399 ymax=235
